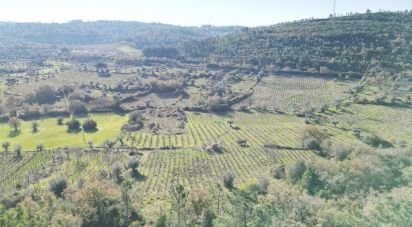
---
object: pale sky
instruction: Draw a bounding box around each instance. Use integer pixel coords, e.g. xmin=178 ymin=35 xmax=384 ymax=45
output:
xmin=0 ymin=0 xmax=410 ymax=26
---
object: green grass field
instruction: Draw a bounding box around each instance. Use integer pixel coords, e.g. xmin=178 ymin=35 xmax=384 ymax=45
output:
xmin=0 ymin=113 xmax=127 ymax=150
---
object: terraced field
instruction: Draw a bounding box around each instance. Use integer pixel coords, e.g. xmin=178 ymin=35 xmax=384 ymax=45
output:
xmin=131 ymin=111 xmax=357 ymax=194
xmin=0 ymin=111 xmax=325 ymax=192
xmin=246 ymin=75 xmax=351 ymax=111
xmin=0 ymin=151 xmax=55 ymax=191
xmin=336 ymin=104 xmax=412 ymax=147
xmin=3 ymin=104 xmax=409 ymax=193
xmin=126 ymin=111 xmax=354 ymax=150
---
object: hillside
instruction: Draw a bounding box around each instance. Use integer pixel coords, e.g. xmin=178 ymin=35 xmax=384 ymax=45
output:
xmin=0 ymin=20 xmax=238 ymax=46
xmin=0 ymin=10 xmax=412 ymax=227
xmin=181 ymin=11 xmax=412 ymax=78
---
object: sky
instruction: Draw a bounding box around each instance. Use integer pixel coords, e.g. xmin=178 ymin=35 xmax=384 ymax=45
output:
xmin=0 ymin=0 xmax=410 ymax=26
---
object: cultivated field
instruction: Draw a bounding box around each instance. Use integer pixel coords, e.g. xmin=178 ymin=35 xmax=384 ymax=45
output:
xmin=246 ymin=75 xmax=351 ymax=111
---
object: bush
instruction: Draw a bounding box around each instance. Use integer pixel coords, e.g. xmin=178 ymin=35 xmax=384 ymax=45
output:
xmin=330 ymin=144 xmax=353 ymax=161
xmin=66 ymin=118 xmax=81 ymax=132
xmin=36 ymin=144 xmax=45 ymax=152
xmin=258 ymin=176 xmax=270 ymax=194
xmin=97 ymin=169 xmax=109 ymax=179
xmin=352 ymin=128 xmax=361 ymax=139
xmin=8 ymin=117 xmax=21 ymax=132
xmin=203 ymin=209 xmax=216 ymax=227
xmin=82 ymin=118 xmax=97 ymax=132
xmin=287 ymin=159 xmax=306 ymax=183
xmin=32 ymin=121 xmax=39 ymax=133
xmin=69 ymin=100 xmax=87 ymax=115
xmin=57 ymin=117 xmax=64 ymax=125
xmin=127 ymin=157 xmax=139 ymax=170
xmin=49 ymin=178 xmax=68 ymax=197
xmin=129 ymin=110 xmax=142 ymax=124
xmin=155 ymin=214 xmax=167 ymax=227
xmin=223 ymin=171 xmax=235 ymax=189
xmin=362 ymin=134 xmax=392 ymax=148
xmin=239 ymin=105 xmax=249 ymax=112
xmin=30 ymin=85 xmax=57 ymax=104
xmin=2 ymin=141 xmax=10 ymax=153
xmin=270 ymin=165 xmax=286 ymax=179
xmin=397 ymin=140 xmax=407 ymax=148
xmin=112 ymin=161 xmax=123 ymax=183
xmin=303 ymin=137 xmax=320 ymax=150
xmin=301 ymin=126 xmax=328 ymax=147
xmin=206 ymin=96 xmax=229 ymax=112
xmin=147 ymin=78 xmax=183 ymax=92
xmin=14 ymin=144 xmax=22 ymax=159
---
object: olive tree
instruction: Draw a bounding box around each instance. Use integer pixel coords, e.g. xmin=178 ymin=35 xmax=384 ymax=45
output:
xmin=8 ymin=117 xmax=21 ymax=132
xmin=2 ymin=141 xmax=10 ymax=153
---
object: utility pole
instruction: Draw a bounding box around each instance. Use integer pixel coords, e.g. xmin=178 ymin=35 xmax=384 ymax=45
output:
xmin=333 ymin=0 xmax=337 ymax=17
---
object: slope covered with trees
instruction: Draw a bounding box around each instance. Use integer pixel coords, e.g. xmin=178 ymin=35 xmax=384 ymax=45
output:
xmin=0 ymin=20 xmax=238 ymax=47
xmin=181 ymin=11 xmax=412 ymax=78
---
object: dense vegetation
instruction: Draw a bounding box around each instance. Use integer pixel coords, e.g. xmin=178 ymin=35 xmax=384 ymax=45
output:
xmin=0 ymin=20 xmax=238 ymax=47
xmin=181 ymin=11 xmax=412 ymax=78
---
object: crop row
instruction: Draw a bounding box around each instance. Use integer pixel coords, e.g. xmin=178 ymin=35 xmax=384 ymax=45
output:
xmin=249 ymin=75 xmax=349 ymax=111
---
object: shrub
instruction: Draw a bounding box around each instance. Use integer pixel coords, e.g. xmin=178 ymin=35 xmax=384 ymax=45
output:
xmin=236 ymin=138 xmax=248 ymax=147
xmin=2 ymin=141 xmax=10 ymax=153
xmin=128 ymin=110 xmax=142 ymax=124
xmin=301 ymin=126 xmax=328 ymax=148
xmin=239 ymin=105 xmax=249 ymax=112
xmin=36 ymin=144 xmax=45 ymax=152
xmin=97 ymin=169 xmax=109 ymax=179
xmin=332 ymin=144 xmax=352 ymax=161
xmin=352 ymin=128 xmax=361 ymax=139
xmin=127 ymin=157 xmax=139 ymax=170
xmin=69 ymin=89 xmax=91 ymax=102
xmin=14 ymin=144 xmax=22 ymax=159
xmin=287 ymin=159 xmax=306 ymax=183
xmin=155 ymin=214 xmax=167 ymax=227
xmin=23 ymin=104 xmax=41 ymax=118
xmin=82 ymin=118 xmax=97 ymax=132
xmin=206 ymin=96 xmax=229 ymax=112
xmin=49 ymin=178 xmax=68 ymax=197
xmin=31 ymin=85 xmax=57 ymax=104
xmin=69 ymin=100 xmax=87 ymax=115
xmin=8 ymin=117 xmax=21 ymax=132
xmin=111 ymin=161 xmax=123 ymax=183
xmin=270 ymin=165 xmax=286 ymax=179
xmin=66 ymin=118 xmax=81 ymax=132
xmin=223 ymin=171 xmax=235 ymax=189
xmin=103 ymin=140 xmax=116 ymax=150
xmin=303 ymin=137 xmax=321 ymax=150
xmin=258 ymin=176 xmax=270 ymax=194
xmin=122 ymin=122 xmax=144 ymax=132
xmin=57 ymin=117 xmax=64 ymax=125
xmin=147 ymin=78 xmax=183 ymax=92
xmin=362 ymin=134 xmax=392 ymax=148
xmin=203 ymin=209 xmax=216 ymax=227
xmin=397 ymin=140 xmax=407 ymax=148
xmin=319 ymin=104 xmax=328 ymax=113
xmin=32 ymin=121 xmax=39 ymax=133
